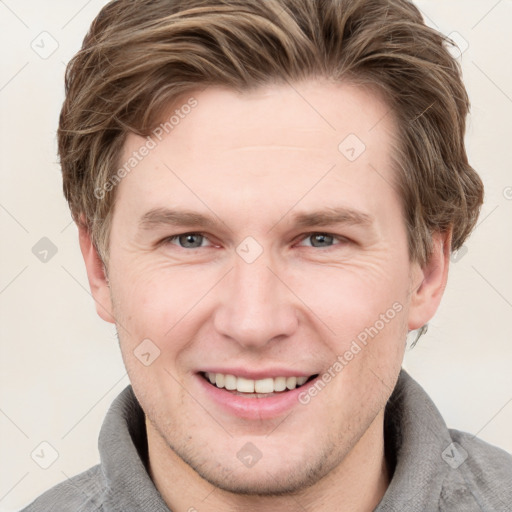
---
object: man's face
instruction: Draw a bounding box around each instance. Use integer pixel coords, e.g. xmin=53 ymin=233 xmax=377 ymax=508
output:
xmin=100 ymin=80 xmax=423 ymax=493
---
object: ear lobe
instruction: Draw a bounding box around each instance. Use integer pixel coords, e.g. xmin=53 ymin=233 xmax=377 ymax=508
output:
xmin=407 ymin=230 xmax=451 ymax=331
xmin=78 ymin=223 xmax=116 ymax=324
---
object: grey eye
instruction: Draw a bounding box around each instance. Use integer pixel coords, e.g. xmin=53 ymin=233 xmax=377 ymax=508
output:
xmin=177 ymin=233 xmax=205 ymax=248
xmin=308 ymin=233 xmax=334 ymax=247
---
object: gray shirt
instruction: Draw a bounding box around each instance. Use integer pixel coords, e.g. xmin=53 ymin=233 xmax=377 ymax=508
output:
xmin=22 ymin=369 xmax=512 ymax=511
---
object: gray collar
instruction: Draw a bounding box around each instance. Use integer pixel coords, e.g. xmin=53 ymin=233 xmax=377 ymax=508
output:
xmin=376 ymin=369 xmax=453 ymax=511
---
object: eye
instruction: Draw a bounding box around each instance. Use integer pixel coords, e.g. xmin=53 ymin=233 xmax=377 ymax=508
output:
xmin=161 ymin=232 xmax=348 ymax=250
xmin=163 ymin=232 xmax=213 ymax=249
xmin=297 ymin=232 xmax=348 ymax=249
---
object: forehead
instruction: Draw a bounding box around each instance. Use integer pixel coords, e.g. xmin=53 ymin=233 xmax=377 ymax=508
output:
xmin=144 ymin=80 xmax=395 ymax=158
xmin=116 ymin=80 xmax=400 ymax=225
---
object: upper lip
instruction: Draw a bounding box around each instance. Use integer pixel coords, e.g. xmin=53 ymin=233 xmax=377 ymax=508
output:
xmin=199 ymin=368 xmax=319 ymax=380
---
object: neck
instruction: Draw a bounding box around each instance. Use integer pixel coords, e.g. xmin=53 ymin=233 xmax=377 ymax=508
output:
xmin=147 ymin=409 xmax=389 ymax=512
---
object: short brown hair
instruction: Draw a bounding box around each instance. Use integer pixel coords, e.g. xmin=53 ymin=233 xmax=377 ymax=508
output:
xmin=59 ymin=0 xmax=483 ymax=267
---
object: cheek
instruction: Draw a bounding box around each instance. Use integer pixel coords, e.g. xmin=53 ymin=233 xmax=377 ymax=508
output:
xmin=110 ymin=260 xmax=211 ymax=335
xmin=290 ymin=254 xmax=410 ymax=334
xmin=108 ymin=261 xmax=225 ymax=385
xmin=109 ymin=264 xmax=197 ymax=409
xmin=289 ymin=253 xmax=410 ymax=399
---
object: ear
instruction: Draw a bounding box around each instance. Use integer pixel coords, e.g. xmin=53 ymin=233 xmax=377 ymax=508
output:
xmin=407 ymin=230 xmax=451 ymax=331
xmin=78 ymin=222 xmax=116 ymax=324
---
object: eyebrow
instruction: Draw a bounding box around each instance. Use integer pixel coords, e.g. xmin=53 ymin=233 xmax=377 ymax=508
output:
xmin=138 ymin=206 xmax=373 ymax=232
xmin=138 ymin=208 xmax=220 ymax=231
xmin=292 ymin=207 xmax=372 ymax=229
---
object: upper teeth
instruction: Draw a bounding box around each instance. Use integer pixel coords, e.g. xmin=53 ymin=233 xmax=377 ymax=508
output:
xmin=205 ymin=372 xmax=310 ymax=393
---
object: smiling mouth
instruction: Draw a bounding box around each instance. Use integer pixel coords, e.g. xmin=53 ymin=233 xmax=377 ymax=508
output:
xmin=200 ymin=372 xmax=318 ymax=397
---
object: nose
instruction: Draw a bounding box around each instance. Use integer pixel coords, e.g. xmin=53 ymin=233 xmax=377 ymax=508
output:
xmin=213 ymin=250 xmax=299 ymax=349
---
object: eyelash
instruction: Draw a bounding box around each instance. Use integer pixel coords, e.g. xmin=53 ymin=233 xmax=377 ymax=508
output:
xmin=161 ymin=232 xmax=349 ymax=250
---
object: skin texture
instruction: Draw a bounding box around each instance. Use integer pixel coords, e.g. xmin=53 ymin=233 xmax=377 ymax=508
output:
xmin=79 ymin=80 xmax=450 ymax=512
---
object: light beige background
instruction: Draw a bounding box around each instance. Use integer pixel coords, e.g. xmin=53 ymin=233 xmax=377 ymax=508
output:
xmin=1 ymin=1 xmax=511 ymax=510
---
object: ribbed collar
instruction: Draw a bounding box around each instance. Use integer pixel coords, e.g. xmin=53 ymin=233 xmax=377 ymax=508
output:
xmin=99 ymin=386 xmax=170 ymax=511
xmin=376 ymin=369 xmax=452 ymax=511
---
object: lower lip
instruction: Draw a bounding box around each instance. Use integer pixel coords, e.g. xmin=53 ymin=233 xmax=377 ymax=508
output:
xmin=195 ymin=374 xmax=319 ymax=420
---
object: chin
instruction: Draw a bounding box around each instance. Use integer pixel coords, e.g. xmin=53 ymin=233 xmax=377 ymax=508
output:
xmin=166 ymin=436 xmax=339 ymax=497
xmin=192 ymin=465 xmax=323 ymax=497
